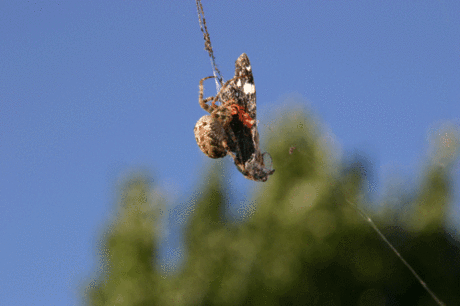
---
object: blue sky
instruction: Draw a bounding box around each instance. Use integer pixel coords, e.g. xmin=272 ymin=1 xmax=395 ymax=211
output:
xmin=1 ymin=1 xmax=459 ymax=305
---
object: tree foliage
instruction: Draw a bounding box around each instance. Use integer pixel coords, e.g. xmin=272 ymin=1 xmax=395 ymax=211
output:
xmin=84 ymin=110 xmax=460 ymax=305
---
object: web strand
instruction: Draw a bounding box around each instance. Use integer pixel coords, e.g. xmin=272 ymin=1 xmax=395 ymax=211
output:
xmin=195 ymin=0 xmax=223 ymax=92
xmin=345 ymin=199 xmax=445 ymax=306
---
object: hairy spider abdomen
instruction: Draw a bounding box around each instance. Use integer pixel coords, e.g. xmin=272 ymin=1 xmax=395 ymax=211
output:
xmin=194 ymin=115 xmax=227 ymax=159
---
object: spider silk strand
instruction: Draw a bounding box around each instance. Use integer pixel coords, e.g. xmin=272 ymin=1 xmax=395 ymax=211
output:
xmin=195 ymin=0 xmax=223 ymax=93
xmin=345 ymin=199 xmax=445 ymax=306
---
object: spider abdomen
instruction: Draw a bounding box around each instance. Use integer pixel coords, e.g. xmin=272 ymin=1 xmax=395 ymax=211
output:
xmin=194 ymin=115 xmax=228 ymax=159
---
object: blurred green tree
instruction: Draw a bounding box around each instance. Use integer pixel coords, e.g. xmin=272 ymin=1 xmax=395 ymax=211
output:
xmin=84 ymin=110 xmax=459 ymax=306
xmin=85 ymin=176 xmax=161 ymax=305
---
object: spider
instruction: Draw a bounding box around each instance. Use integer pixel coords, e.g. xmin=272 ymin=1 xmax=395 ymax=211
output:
xmin=194 ymin=75 xmax=252 ymax=159
xmin=194 ymin=53 xmax=274 ymax=182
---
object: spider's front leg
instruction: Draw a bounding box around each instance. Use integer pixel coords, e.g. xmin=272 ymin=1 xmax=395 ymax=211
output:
xmin=208 ymin=76 xmax=245 ymax=109
xmin=199 ymin=76 xmax=218 ymax=113
xmin=195 ymin=76 xmax=230 ymax=159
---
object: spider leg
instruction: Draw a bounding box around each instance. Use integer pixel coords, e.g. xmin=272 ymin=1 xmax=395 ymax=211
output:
xmin=199 ymin=76 xmax=217 ymax=113
xmin=202 ymin=96 xmax=215 ymax=106
xmin=208 ymin=78 xmax=230 ymax=109
xmin=209 ymin=76 xmax=245 ymax=109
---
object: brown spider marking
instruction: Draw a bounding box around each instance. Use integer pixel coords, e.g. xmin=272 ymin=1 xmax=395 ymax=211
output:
xmin=194 ymin=115 xmax=227 ymax=159
xmin=194 ymin=53 xmax=274 ymax=182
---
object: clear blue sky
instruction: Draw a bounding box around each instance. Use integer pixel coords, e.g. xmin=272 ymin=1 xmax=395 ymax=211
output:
xmin=1 ymin=1 xmax=459 ymax=305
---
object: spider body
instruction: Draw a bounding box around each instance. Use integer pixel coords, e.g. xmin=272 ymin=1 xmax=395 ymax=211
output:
xmin=194 ymin=115 xmax=227 ymax=158
xmin=194 ymin=53 xmax=274 ymax=182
